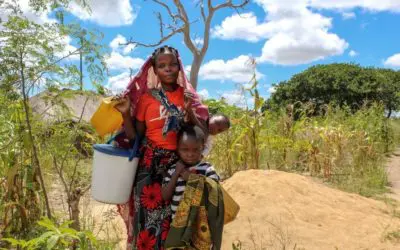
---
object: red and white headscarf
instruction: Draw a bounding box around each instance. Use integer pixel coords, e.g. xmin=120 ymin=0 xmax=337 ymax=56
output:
xmin=122 ymin=50 xmax=209 ymax=121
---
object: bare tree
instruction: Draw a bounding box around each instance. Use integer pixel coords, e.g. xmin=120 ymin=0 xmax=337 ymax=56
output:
xmin=126 ymin=0 xmax=250 ymax=90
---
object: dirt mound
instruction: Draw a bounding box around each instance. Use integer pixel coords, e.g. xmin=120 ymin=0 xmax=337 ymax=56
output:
xmin=222 ymin=170 xmax=400 ymax=250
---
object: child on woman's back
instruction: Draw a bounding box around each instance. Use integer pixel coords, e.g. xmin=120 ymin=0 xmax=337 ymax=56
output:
xmin=184 ymin=91 xmax=230 ymax=156
xmin=162 ymin=125 xmax=220 ymax=218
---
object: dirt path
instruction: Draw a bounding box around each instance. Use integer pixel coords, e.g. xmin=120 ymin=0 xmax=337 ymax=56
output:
xmin=386 ymin=148 xmax=400 ymax=200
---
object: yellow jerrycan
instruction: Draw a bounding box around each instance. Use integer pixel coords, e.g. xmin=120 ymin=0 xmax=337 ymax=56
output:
xmin=90 ymin=97 xmax=123 ymax=136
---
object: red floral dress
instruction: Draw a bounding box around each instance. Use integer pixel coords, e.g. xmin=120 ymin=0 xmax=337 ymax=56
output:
xmin=131 ymin=142 xmax=178 ymax=250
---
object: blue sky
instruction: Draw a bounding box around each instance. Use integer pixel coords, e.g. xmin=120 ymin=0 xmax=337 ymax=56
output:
xmin=9 ymin=0 xmax=400 ymax=106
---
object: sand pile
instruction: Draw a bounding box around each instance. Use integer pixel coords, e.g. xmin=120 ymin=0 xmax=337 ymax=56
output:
xmin=65 ymin=169 xmax=400 ymax=249
xmin=222 ymin=170 xmax=400 ymax=249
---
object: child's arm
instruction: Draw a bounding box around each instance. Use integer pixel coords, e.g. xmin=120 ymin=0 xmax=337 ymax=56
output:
xmin=180 ymin=163 xmax=220 ymax=182
xmin=162 ymin=162 xmax=185 ymax=201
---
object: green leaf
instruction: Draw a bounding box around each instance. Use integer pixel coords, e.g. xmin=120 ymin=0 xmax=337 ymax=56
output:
xmin=1 ymin=237 xmax=23 ymax=246
xmin=46 ymin=235 xmax=59 ymax=250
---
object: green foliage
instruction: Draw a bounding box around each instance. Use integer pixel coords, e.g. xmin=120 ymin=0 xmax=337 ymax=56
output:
xmin=208 ymin=80 xmax=396 ymax=196
xmin=267 ymin=63 xmax=400 ymax=117
xmin=1 ymin=217 xmax=98 ymax=250
xmin=0 ymin=0 xmax=105 ymax=240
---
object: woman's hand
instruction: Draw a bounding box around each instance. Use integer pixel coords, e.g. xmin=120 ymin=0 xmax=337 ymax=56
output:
xmin=114 ymin=96 xmax=131 ymax=117
xmin=184 ymin=90 xmax=195 ymax=108
xmin=184 ymin=90 xmax=195 ymax=122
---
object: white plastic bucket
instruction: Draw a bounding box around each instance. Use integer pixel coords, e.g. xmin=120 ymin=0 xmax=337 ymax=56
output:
xmin=91 ymin=144 xmax=139 ymax=204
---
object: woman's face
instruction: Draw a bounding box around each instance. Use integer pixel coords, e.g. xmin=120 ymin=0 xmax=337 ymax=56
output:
xmin=154 ymin=53 xmax=180 ymax=85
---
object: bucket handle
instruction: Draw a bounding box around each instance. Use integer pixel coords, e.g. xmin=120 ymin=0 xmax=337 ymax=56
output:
xmin=107 ymin=131 xmax=140 ymax=162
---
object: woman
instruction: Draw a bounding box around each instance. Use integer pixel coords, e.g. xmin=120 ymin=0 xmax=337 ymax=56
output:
xmin=115 ymin=46 xmax=208 ymax=249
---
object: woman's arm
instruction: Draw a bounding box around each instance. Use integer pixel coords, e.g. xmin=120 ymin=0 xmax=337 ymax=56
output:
xmin=121 ymin=113 xmax=136 ymax=140
xmin=184 ymin=92 xmax=208 ymax=135
xmin=115 ymin=97 xmax=136 ymax=140
xmin=135 ymin=120 xmax=146 ymax=139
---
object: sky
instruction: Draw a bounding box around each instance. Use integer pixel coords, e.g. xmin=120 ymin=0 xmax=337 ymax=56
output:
xmin=4 ymin=0 xmax=400 ymax=106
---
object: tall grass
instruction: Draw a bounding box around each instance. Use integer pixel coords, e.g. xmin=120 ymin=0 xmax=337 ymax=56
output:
xmin=207 ymin=84 xmax=399 ymax=197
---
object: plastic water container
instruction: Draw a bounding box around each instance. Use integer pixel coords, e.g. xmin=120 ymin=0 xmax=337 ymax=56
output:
xmin=91 ymin=144 xmax=139 ymax=204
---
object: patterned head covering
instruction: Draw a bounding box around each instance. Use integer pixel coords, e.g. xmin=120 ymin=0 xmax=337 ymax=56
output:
xmin=122 ymin=50 xmax=209 ymax=121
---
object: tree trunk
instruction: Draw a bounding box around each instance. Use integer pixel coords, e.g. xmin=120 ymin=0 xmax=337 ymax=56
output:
xmin=68 ymin=189 xmax=82 ymax=231
xmin=189 ymin=55 xmax=203 ymax=90
xmin=19 ymin=52 xmax=52 ymax=219
xmin=79 ymin=37 xmax=83 ymax=91
xmin=387 ymin=108 xmax=392 ymax=118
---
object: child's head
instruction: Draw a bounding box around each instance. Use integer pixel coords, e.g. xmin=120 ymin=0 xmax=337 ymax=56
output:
xmin=177 ymin=125 xmax=205 ymax=165
xmin=208 ymin=114 xmax=230 ymax=135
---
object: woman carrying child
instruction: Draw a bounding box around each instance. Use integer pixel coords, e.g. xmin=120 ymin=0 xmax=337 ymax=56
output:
xmin=115 ymin=46 xmax=209 ymax=249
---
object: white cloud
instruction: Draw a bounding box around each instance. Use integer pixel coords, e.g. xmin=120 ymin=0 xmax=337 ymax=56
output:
xmin=349 ymin=50 xmax=358 ymax=57
xmin=213 ymin=3 xmax=348 ymax=65
xmin=268 ymin=86 xmax=277 ymax=94
xmin=107 ymin=72 xmax=132 ymax=94
xmin=110 ymin=34 xmax=135 ymax=55
xmin=384 ymin=53 xmax=400 ymax=68
xmin=212 ymin=13 xmax=269 ymax=42
xmin=197 ymin=89 xmax=209 ymax=100
xmin=307 ymin=0 xmax=400 ymax=12
xmin=193 ymin=37 xmax=204 ymax=47
xmin=342 ymin=12 xmax=356 ymax=20
xmin=0 ymin=0 xmax=55 ymax=25
xmin=221 ymin=90 xmax=245 ymax=106
xmin=54 ymin=36 xmax=80 ymax=61
xmin=105 ymin=52 xmax=145 ymax=71
xmin=185 ymin=65 xmax=191 ymax=74
xmin=220 ymin=89 xmax=255 ymax=108
xmin=199 ymin=55 xmax=264 ymax=84
xmin=257 ymin=3 xmax=348 ymax=65
xmin=68 ymin=0 xmax=138 ymax=27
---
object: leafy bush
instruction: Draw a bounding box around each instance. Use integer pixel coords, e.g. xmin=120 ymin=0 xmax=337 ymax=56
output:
xmin=1 ymin=217 xmax=98 ymax=250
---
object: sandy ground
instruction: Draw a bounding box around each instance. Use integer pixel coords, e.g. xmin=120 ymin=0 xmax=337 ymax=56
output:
xmin=222 ymin=170 xmax=400 ymax=250
xmin=386 ymin=149 xmax=400 ymax=200
xmin=49 ymin=150 xmax=400 ymax=250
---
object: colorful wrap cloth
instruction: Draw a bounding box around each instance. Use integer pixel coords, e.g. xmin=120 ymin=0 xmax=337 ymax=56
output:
xmin=165 ymin=174 xmax=224 ymax=250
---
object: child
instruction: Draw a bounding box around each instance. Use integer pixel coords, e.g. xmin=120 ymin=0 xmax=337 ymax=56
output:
xmin=162 ymin=125 xmax=220 ymax=218
xmin=202 ymin=113 xmax=230 ymax=156
xmin=184 ymin=91 xmax=231 ymax=156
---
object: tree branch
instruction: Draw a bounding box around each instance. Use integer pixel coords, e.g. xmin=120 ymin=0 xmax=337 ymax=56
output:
xmin=125 ymin=26 xmax=184 ymax=48
xmin=19 ymin=46 xmax=52 ymax=219
xmin=173 ymin=0 xmax=198 ymax=55
xmin=53 ymin=156 xmax=70 ymax=199
xmin=151 ymin=0 xmax=182 ymax=23
xmin=200 ymin=2 xmax=206 ymax=23
xmin=59 ymin=96 xmax=89 ymax=172
xmin=213 ymin=0 xmax=250 ymax=11
xmin=68 ymin=157 xmax=82 ymax=194
xmin=155 ymin=12 xmax=164 ymax=38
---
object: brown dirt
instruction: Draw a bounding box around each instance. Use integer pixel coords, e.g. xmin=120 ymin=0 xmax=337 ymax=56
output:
xmin=222 ymin=170 xmax=400 ymax=250
xmin=386 ymin=149 xmax=400 ymax=200
xmin=49 ymin=150 xmax=400 ymax=250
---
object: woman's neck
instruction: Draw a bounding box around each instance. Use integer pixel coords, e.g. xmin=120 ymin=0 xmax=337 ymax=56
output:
xmin=161 ymin=82 xmax=179 ymax=92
